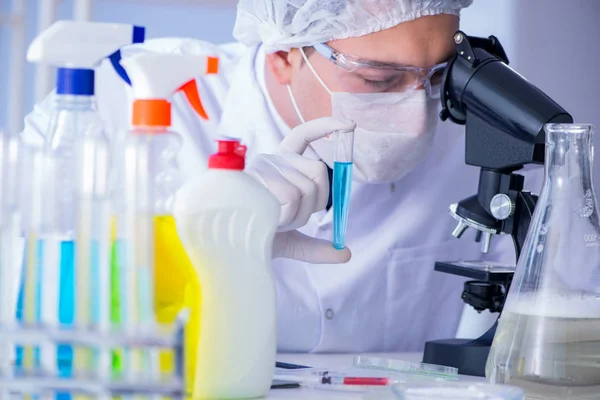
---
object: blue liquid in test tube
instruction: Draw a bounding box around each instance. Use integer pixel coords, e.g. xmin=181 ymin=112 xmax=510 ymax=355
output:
xmin=332 ymin=129 xmax=355 ymax=250
xmin=16 ymin=240 xmax=75 ymax=374
xmin=15 ymin=238 xmax=99 ymax=400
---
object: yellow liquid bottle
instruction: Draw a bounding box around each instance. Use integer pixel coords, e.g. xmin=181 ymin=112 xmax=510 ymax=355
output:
xmin=154 ymin=215 xmax=200 ymax=397
xmin=110 ymin=215 xmax=200 ymax=394
xmin=116 ymin=52 xmax=219 ymax=397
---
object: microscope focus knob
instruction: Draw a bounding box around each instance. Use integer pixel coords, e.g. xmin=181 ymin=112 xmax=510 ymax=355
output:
xmin=490 ymin=194 xmax=515 ymax=220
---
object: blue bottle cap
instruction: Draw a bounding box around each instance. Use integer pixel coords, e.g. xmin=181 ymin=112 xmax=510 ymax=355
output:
xmin=56 ymin=68 xmax=95 ymax=96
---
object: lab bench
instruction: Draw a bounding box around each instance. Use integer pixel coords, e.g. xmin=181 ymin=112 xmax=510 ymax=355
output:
xmin=268 ymin=352 xmax=483 ymax=399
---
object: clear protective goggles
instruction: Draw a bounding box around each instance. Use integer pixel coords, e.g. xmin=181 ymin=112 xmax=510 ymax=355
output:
xmin=312 ymin=43 xmax=446 ymax=97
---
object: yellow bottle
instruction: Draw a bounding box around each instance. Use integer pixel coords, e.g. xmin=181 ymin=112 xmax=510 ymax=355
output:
xmin=110 ymin=215 xmax=202 ymax=395
xmin=116 ymin=52 xmax=219 ymax=397
xmin=154 ymin=215 xmax=201 ymax=397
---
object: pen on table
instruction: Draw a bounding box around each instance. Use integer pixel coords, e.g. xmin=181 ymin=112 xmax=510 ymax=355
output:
xmin=275 ymin=361 xmax=311 ymax=369
xmin=273 ymin=373 xmax=390 ymax=387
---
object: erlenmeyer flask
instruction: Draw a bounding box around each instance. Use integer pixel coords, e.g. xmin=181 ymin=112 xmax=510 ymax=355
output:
xmin=486 ymin=123 xmax=600 ymax=399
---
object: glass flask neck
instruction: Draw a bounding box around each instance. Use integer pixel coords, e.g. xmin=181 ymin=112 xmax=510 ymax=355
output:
xmin=545 ymin=124 xmax=595 ymax=201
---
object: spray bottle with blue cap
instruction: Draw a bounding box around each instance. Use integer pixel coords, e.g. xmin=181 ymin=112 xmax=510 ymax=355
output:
xmin=16 ymin=20 xmax=145 ymax=385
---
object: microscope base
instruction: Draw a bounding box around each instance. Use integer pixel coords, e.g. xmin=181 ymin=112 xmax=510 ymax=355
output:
xmin=422 ymin=338 xmax=490 ymax=377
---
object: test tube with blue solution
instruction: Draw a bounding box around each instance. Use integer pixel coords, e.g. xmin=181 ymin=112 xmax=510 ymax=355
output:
xmin=332 ymin=128 xmax=355 ymax=250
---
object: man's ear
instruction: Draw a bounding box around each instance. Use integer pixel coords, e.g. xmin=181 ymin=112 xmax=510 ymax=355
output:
xmin=265 ymin=51 xmax=294 ymax=85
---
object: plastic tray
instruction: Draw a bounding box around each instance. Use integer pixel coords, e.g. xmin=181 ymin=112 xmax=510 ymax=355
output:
xmin=391 ymin=382 xmax=524 ymax=400
xmin=354 ymin=356 xmax=458 ymax=378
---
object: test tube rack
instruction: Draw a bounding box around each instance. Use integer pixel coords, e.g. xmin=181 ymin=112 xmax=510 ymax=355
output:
xmin=0 ymin=319 xmax=185 ymax=398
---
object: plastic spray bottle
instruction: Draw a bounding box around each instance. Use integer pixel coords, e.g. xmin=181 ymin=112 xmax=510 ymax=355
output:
xmin=19 ymin=20 xmax=145 ymax=385
xmin=117 ymin=53 xmax=219 ymax=389
xmin=174 ymin=138 xmax=280 ymax=399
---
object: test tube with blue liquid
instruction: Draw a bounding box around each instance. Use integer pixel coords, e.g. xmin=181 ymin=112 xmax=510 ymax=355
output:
xmin=332 ymin=128 xmax=354 ymax=250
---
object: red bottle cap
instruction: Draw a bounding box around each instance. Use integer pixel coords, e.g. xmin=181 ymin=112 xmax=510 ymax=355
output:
xmin=208 ymin=139 xmax=245 ymax=170
xmin=235 ymin=144 xmax=247 ymax=158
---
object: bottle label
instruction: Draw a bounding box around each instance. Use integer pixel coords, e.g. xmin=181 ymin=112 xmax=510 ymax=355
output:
xmin=575 ymin=189 xmax=594 ymax=218
xmin=583 ymin=233 xmax=600 ymax=247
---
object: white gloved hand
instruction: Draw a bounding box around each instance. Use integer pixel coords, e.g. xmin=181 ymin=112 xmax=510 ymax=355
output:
xmin=245 ymin=117 xmax=356 ymax=264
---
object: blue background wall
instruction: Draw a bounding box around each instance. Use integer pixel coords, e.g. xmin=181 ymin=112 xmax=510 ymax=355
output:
xmin=1 ymin=0 xmax=599 ymax=136
xmin=0 ymin=0 xmax=238 ymax=131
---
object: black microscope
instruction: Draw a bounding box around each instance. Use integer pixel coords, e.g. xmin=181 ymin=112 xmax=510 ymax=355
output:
xmin=421 ymin=32 xmax=573 ymax=377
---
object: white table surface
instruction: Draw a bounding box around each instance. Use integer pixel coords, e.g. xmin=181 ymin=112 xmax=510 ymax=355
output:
xmin=268 ymin=353 xmax=481 ymax=399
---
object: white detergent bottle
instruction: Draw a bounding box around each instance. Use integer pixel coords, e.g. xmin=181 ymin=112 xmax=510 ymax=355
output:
xmin=174 ymin=138 xmax=280 ymax=399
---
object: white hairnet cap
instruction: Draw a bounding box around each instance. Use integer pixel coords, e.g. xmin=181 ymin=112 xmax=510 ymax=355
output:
xmin=233 ymin=0 xmax=473 ymax=52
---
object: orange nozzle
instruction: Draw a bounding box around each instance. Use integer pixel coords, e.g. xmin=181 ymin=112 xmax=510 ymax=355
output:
xmin=132 ymin=99 xmax=171 ymax=127
xmin=206 ymin=56 xmax=219 ymax=75
xmin=176 ymin=57 xmax=219 ymax=121
xmin=179 ymin=79 xmax=209 ymax=120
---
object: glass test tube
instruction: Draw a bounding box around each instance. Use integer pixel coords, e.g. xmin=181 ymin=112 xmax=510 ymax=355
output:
xmin=116 ymin=135 xmax=159 ymax=396
xmin=19 ymin=146 xmax=59 ymax=376
xmin=74 ymin=134 xmax=112 ymax=386
xmin=332 ymin=129 xmax=354 ymax=250
xmin=0 ymin=132 xmax=21 ymax=376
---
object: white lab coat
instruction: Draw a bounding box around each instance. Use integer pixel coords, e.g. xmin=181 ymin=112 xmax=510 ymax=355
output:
xmin=21 ymin=38 xmax=543 ymax=353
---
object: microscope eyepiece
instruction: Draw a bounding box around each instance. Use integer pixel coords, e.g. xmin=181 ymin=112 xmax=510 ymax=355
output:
xmin=440 ymin=31 xmax=573 ymax=170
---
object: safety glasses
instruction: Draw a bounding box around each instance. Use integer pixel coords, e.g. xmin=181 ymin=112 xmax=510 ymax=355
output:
xmin=312 ymin=43 xmax=446 ymax=97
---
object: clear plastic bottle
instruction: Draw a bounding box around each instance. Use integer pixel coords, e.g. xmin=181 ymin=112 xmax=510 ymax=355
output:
xmin=113 ymin=121 xmax=197 ymax=394
xmin=18 ymin=93 xmax=112 ymax=378
xmin=46 ymin=97 xmax=109 ymax=350
xmin=113 ymin=125 xmax=183 ymax=330
xmin=116 ymin=53 xmax=219 ymax=387
xmin=486 ymin=123 xmax=600 ymax=399
xmin=45 ymin=95 xmax=105 ymax=232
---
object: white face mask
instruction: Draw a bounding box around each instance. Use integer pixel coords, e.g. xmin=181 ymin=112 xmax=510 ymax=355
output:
xmin=287 ymin=49 xmax=440 ymax=183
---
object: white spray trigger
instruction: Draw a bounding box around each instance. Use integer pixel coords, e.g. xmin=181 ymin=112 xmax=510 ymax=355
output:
xmin=27 ymin=20 xmax=143 ymax=69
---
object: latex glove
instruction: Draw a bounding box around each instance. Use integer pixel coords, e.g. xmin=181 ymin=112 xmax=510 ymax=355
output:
xmin=245 ymin=117 xmax=356 ymax=264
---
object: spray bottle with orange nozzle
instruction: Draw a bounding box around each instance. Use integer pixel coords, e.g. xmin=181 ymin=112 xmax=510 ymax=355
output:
xmin=114 ymin=53 xmax=218 ymax=388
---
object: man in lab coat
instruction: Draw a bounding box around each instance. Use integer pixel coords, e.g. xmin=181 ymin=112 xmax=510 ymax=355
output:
xmin=22 ymin=0 xmax=538 ymax=352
